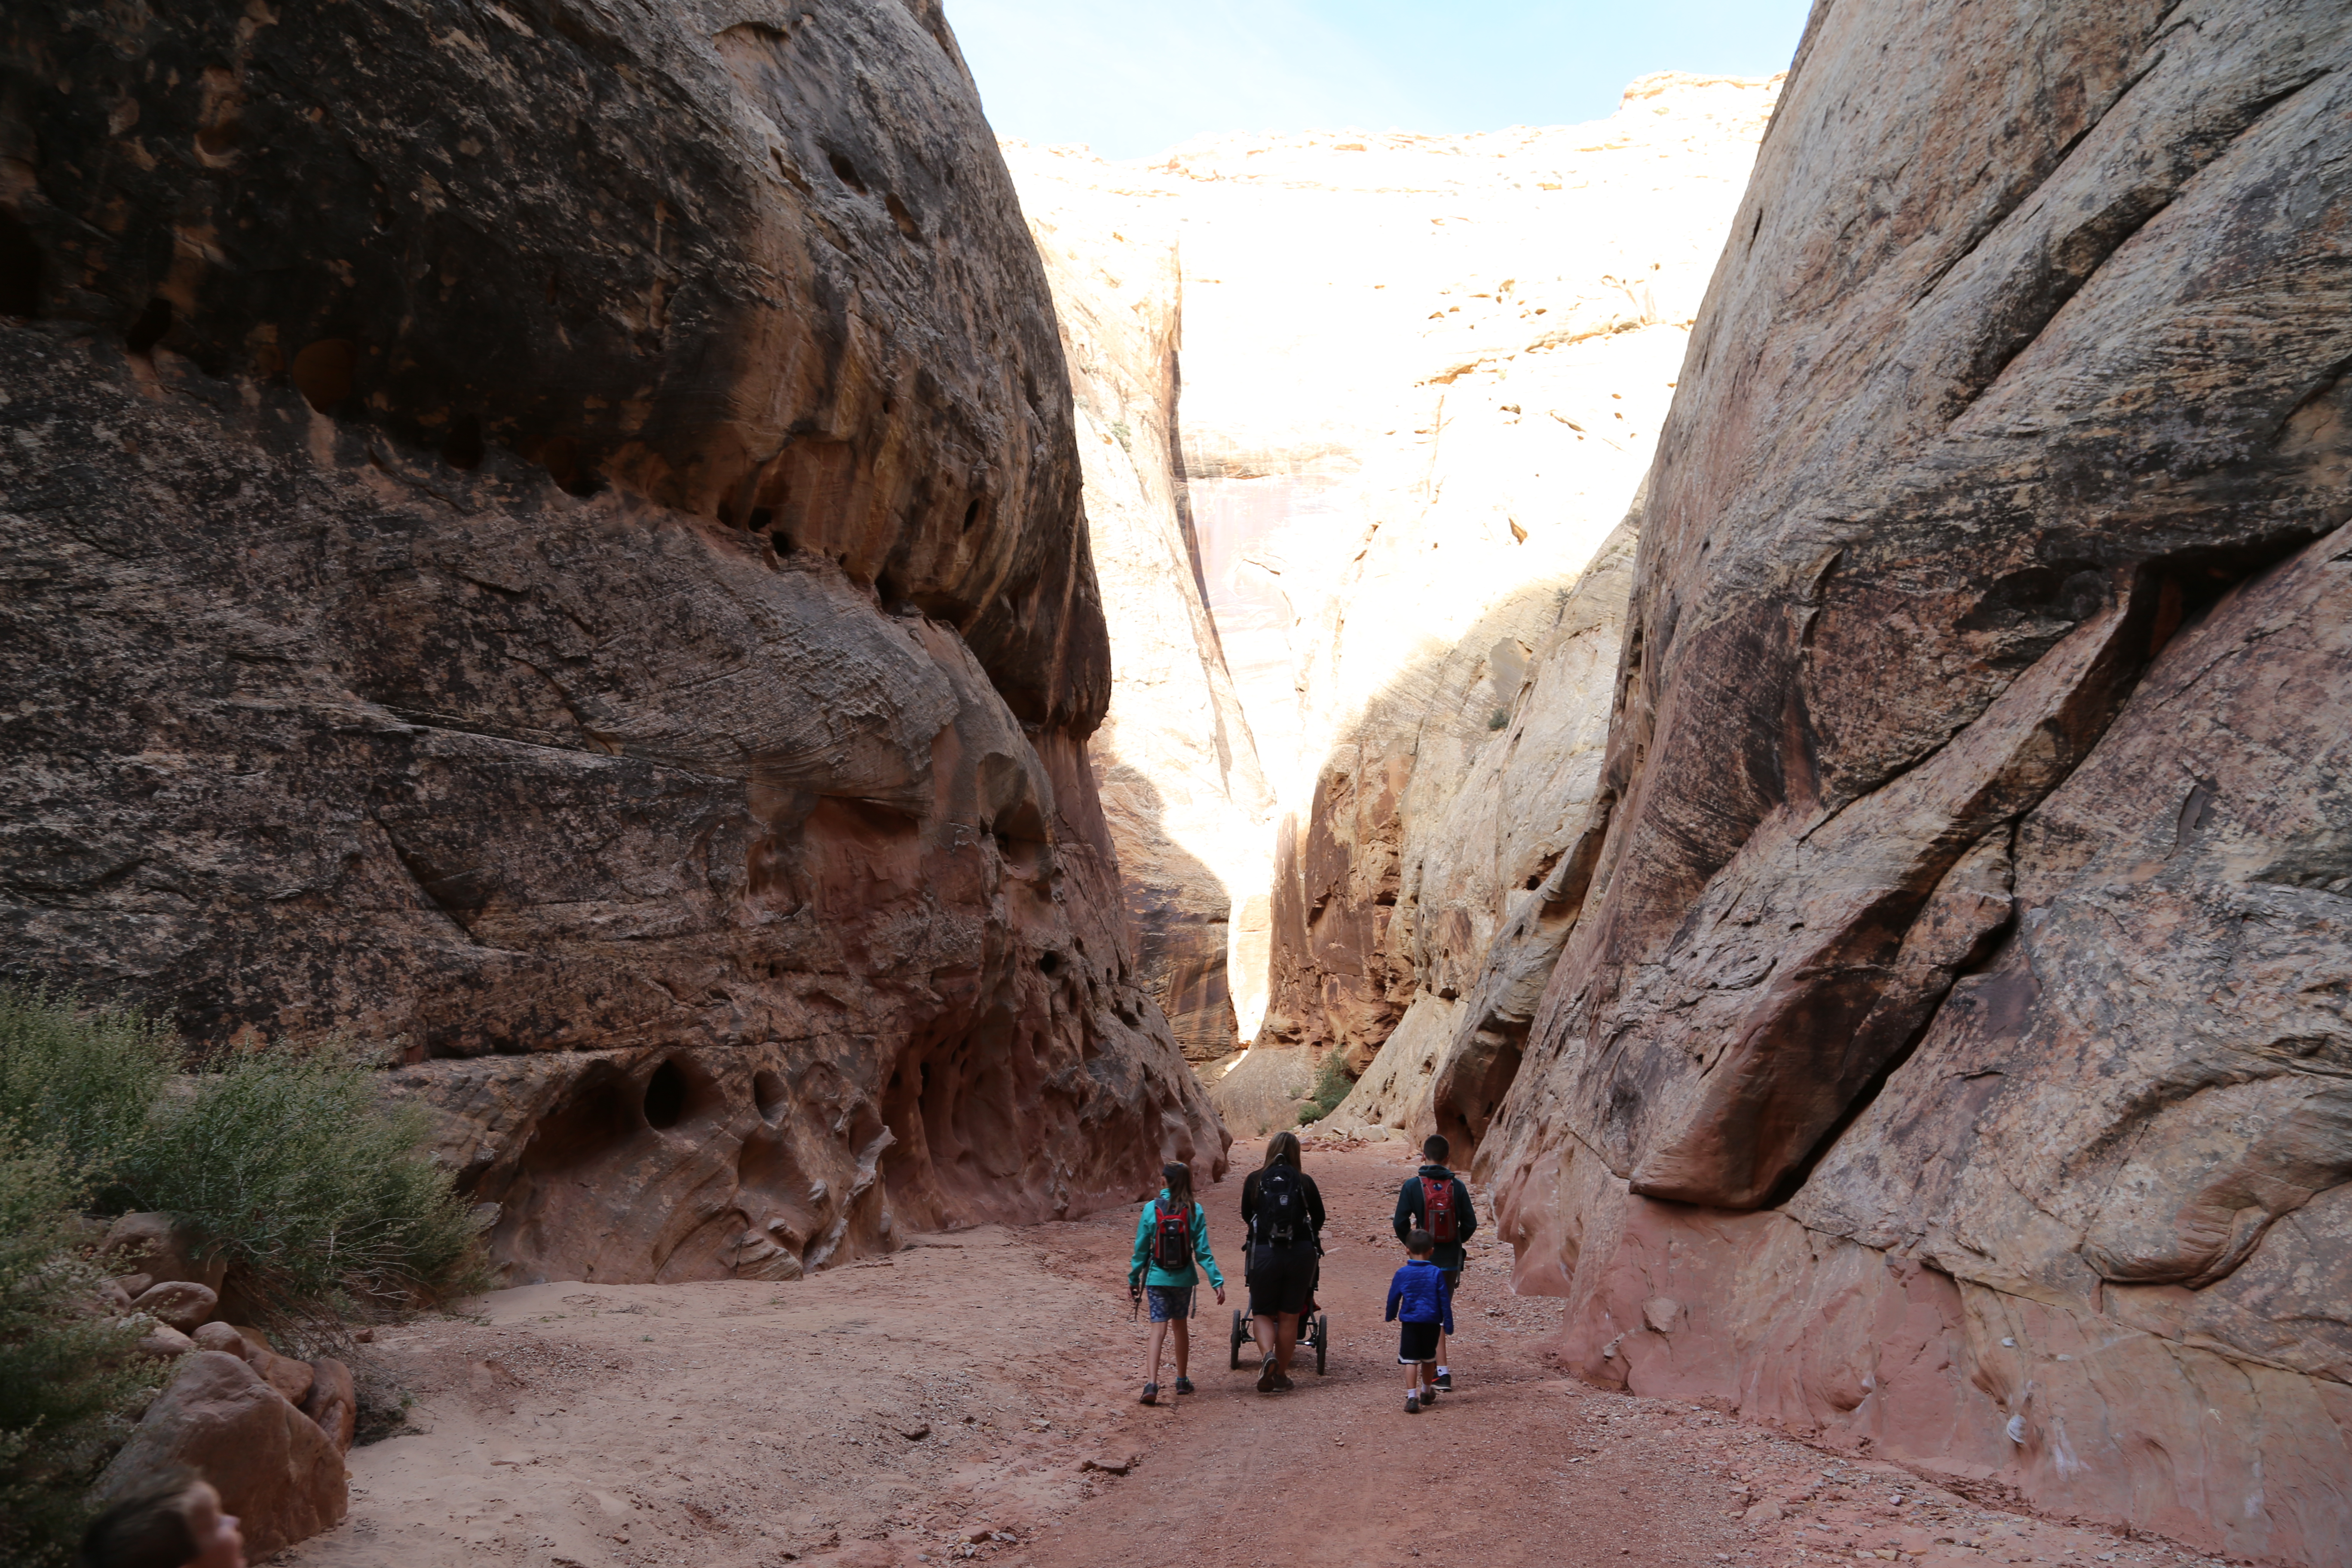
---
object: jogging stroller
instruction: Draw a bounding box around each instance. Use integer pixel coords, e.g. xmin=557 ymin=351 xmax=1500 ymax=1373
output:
xmin=1229 ymin=1244 xmax=1330 ymax=1375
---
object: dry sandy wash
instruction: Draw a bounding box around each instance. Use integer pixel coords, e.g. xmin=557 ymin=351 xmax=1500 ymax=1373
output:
xmin=289 ymin=1149 xmax=2202 ymax=1568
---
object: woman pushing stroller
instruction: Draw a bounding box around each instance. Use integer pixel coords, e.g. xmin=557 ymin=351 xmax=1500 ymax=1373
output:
xmin=1240 ymin=1130 xmax=1326 ymax=1393
xmin=1130 ymin=1161 xmax=1225 ymax=1404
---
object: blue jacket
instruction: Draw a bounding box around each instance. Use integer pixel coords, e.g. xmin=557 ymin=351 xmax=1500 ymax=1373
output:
xmin=1130 ymin=1192 xmax=1225 ymax=1289
xmin=1385 ymin=1258 xmax=1455 ymax=1332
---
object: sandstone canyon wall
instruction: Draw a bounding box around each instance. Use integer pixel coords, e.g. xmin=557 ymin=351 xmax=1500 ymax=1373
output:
xmin=0 ymin=0 xmax=1225 ymax=1288
xmin=1000 ymin=145 xmax=1275 ymax=1063
xmin=1459 ymin=3 xmax=2352 ymax=1562
xmin=1048 ymin=78 xmax=1785 ymax=1131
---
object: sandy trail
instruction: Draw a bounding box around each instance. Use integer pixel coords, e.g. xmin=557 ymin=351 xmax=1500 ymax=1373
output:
xmin=285 ymin=1145 xmax=2210 ymax=1568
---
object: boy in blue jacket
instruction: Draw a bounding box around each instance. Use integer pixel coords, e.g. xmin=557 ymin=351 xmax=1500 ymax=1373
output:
xmin=1129 ymin=1161 xmax=1225 ymax=1405
xmin=1385 ymin=1227 xmax=1454 ymax=1414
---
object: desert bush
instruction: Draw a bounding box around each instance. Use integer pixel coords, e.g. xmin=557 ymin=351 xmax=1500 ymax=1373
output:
xmin=0 ymin=989 xmax=175 ymax=1181
xmin=0 ymin=983 xmax=485 ymax=1328
xmin=0 ymin=986 xmax=484 ymax=1555
xmin=0 ymin=1137 xmax=157 ymax=1568
xmin=1295 ymin=1053 xmax=1357 ymax=1125
xmin=115 ymin=1039 xmax=487 ymax=1329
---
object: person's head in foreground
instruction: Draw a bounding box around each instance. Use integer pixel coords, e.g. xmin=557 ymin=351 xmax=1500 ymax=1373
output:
xmin=79 ymin=1469 xmax=244 ymax=1568
xmin=1424 ymin=1133 xmax=1449 ymax=1164
xmin=1407 ymin=1228 xmax=1434 ymax=1259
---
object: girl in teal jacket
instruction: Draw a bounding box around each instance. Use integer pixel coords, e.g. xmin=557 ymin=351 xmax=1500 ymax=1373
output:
xmin=1129 ymin=1161 xmax=1225 ymax=1404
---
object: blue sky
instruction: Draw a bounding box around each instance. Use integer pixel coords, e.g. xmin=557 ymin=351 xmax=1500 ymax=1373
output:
xmin=946 ymin=0 xmax=1816 ymax=159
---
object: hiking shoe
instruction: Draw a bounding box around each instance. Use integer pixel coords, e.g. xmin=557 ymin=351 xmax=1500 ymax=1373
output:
xmin=1435 ymin=1370 xmax=1453 ymax=1392
xmin=1173 ymin=1377 xmax=1195 ymax=1396
xmin=1139 ymin=1383 xmax=1158 ymax=1406
xmin=1405 ymin=1392 xmax=1421 ymax=1415
xmin=1271 ymin=1372 xmax=1295 ymax=1392
xmin=1256 ymin=1363 xmax=1277 ymax=1393
xmin=1421 ymin=1383 xmax=1438 ymax=1402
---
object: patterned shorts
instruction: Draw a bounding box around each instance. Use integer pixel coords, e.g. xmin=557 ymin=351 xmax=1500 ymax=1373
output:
xmin=1146 ymin=1286 xmax=1194 ymax=1322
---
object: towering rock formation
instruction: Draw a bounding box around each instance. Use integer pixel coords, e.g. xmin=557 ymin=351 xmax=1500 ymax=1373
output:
xmin=1461 ymin=3 xmax=2352 ymax=1562
xmin=1073 ymin=77 xmax=1785 ymax=1130
xmin=0 ymin=0 xmax=1224 ymax=1288
xmin=1001 ymin=145 xmax=1275 ymax=1063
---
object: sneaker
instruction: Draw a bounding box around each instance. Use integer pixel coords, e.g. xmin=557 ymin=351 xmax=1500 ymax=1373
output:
xmin=1173 ymin=1377 xmax=1195 ymax=1396
xmin=1256 ymin=1363 xmax=1277 ymax=1394
xmin=1405 ymin=1392 xmax=1421 ymax=1415
xmin=1436 ymin=1370 xmax=1453 ymax=1391
xmin=1139 ymin=1383 xmax=1158 ymax=1406
xmin=1421 ymin=1384 xmax=1438 ymax=1402
xmin=1271 ymin=1372 xmax=1294 ymax=1392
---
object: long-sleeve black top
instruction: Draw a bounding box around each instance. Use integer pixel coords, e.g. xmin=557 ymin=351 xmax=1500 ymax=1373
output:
xmin=1394 ymin=1164 xmax=1478 ymax=1271
xmin=1240 ymin=1164 xmax=1326 ymax=1249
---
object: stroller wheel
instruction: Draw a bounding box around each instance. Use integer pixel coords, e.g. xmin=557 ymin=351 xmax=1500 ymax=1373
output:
xmin=1229 ymin=1308 xmax=1246 ymax=1371
xmin=1314 ymin=1313 xmax=1329 ymax=1375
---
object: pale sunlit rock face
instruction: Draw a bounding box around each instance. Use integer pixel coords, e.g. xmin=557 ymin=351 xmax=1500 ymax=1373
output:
xmin=1004 ymin=75 xmax=1782 ymax=1124
xmin=1115 ymin=76 xmax=1780 ymax=1090
xmin=1003 ymin=147 xmax=1275 ymax=1060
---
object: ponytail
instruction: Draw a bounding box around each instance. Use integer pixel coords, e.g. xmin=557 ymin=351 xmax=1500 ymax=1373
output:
xmin=1161 ymin=1161 xmax=1195 ymax=1215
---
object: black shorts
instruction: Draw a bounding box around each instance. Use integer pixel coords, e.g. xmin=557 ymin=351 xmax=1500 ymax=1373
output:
xmin=1247 ymin=1244 xmax=1315 ymax=1317
xmin=1398 ymin=1321 xmax=1441 ymax=1364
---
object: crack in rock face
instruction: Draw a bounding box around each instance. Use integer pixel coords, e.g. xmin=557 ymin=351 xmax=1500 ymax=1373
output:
xmin=0 ymin=0 xmax=1227 ymax=1303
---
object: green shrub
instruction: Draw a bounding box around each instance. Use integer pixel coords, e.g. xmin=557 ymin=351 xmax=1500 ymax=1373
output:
xmin=0 ymin=986 xmax=486 ymax=1554
xmin=0 ymin=990 xmax=175 ymax=1182
xmin=116 ymin=1039 xmax=487 ymax=1330
xmin=1296 ymin=1053 xmax=1358 ymax=1125
xmin=0 ymin=1138 xmax=157 ymax=1568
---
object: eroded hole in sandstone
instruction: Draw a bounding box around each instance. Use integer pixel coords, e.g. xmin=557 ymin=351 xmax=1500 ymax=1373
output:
xmin=885 ymin=191 xmax=921 ymax=239
xmin=642 ymin=1060 xmax=691 ymax=1129
xmin=827 ymin=150 xmax=867 ymax=193
xmin=124 ymin=296 xmax=172 ymax=354
xmin=441 ymin=413 xmax=485 ymax=469
xmin=195 ymin=115 xmax=242 ymax=158
xmin=0 ymin=215 xmax=40 ymax=316
xmin=291 ymin=338 xmax=358 ymax=412
xmin=753 ymin=1069 xmax=787 ymax=1124
xmin=536 ymin=435 xmax=602 ymax=496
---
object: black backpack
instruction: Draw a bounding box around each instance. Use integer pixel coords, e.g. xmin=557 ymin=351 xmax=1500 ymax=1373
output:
xmin=1255 ymin=1164 xmax=1306 ymax=1246
xmin=1150 ymin=1200 xmax=1194 ymax=1271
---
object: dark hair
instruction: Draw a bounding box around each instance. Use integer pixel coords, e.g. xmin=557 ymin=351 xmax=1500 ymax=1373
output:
xmin=1423 ymin=1133 xmax=1450 ymax=1163
xmin=1407 ymin=1228 xmax=1435 ymax=1255
xmin=80 ymin=1469 xmax=203 ymax=1568
xmin=1261 ymin=1130 xmax=1301 ymax=1170
xmin=1161 ymin=1161 xmax=1194 ymax=1212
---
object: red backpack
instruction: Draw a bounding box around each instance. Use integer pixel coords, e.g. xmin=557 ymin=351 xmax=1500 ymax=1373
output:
xmin=1421 ymin=1175 xmax=1459 ymax=1244
xmin=1151 ymin=1200 xmax=1194 ymax=1271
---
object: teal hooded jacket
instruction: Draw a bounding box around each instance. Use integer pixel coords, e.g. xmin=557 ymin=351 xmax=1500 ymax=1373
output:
xmin=1128 ymin=1191 xmax=1225 ymax=1289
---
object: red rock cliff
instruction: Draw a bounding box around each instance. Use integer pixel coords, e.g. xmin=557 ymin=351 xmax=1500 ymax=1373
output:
xmin=1472 ymin=3 xmax=2352 ymax=1562
xmin=0 ymin=0 xmax=1225 ymax=1284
